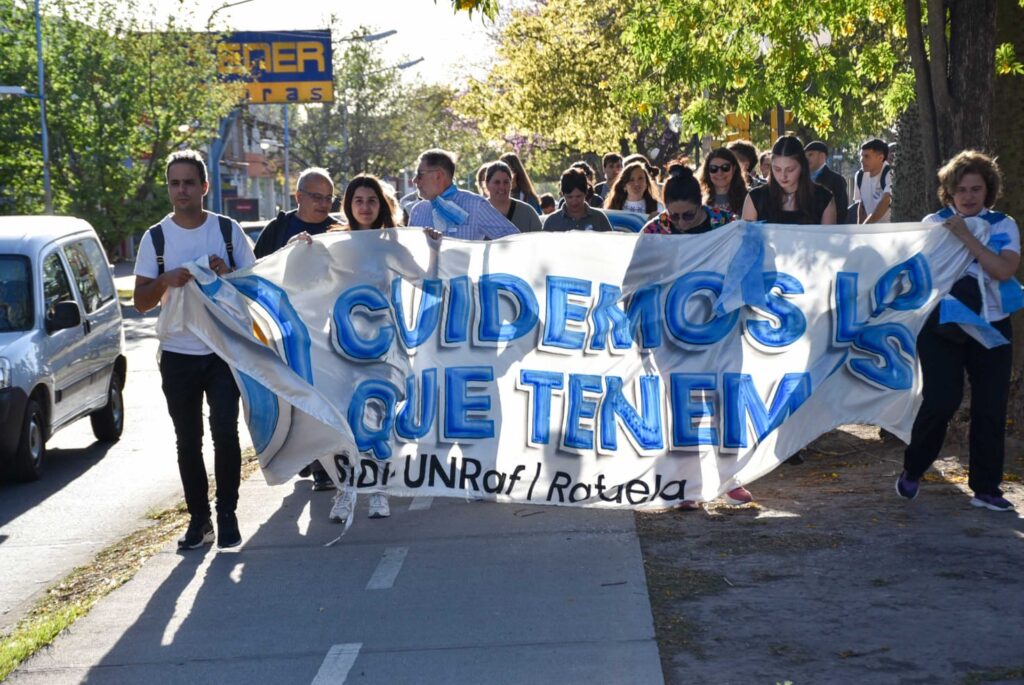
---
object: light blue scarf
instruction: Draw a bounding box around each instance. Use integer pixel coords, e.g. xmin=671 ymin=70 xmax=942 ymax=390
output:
xmin=430 ymin=184 xmax=469 ymax=234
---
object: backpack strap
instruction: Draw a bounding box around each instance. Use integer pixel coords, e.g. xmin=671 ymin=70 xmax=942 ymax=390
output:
xmin=147 ymin=223 xmax=165 ymax=276
xmin=856 ymin=165 xmax=892 ymax=192
xmin=217 ymin=214 xmax=236 ymax=270
xmin=150 ymin=215 xmax=235 ymax=276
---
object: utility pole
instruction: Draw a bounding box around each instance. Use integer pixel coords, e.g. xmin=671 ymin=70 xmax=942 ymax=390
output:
xmin=34 ymin=0 xmax=52 ymax=213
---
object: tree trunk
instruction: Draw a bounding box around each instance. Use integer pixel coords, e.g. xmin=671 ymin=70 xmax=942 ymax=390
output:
xmin=947 ymin=0 xmax=998 ymax=155
xmin=904 ymin=0 xmax=998 ymax=211
xmin=903 ymin=0 xmax=941 ymax=207
xmin=892 ymin=103 xmax=930 ymax=222
xmin=992 ymin=0 xmax=1024 ymax=436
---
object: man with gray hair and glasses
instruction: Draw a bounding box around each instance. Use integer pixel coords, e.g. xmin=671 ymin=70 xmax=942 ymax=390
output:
xmin=408 ymin=148 xmax=518 ymax=240
xmin=253 ymin=167 xmax=341 ymax=491
xmin=254 ymin=167 xmax=340 ymax=257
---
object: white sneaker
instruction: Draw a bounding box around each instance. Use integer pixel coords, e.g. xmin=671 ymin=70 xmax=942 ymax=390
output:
xmin=368 ymin=493 xmax=390 ymax=519
xmin=330 ymin=486 xmax=356 ymax=524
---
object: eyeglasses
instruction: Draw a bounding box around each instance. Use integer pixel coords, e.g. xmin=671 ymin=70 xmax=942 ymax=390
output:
xmin=414 ymin=168 xmax=437 ymax=180
xmin=669 ymin=209 xmax=698 ymax=223
xmin=300 ymin=190 xmax=335 ymax=204
xmin=708 ymin=163 xmax=732 ymax=174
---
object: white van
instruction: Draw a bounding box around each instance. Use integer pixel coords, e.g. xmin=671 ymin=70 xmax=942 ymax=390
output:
xmin=0 ymin=216 xmax=126 ymax=481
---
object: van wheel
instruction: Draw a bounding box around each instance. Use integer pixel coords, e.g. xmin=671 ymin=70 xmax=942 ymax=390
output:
xmin=90 ymin=377 xmax=124 ymax=442
xmin=9 ymin=399 xmax=45 ymax=482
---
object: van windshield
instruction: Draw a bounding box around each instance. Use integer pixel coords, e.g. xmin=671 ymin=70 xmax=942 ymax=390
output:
xmin=0 ymin=255 xmax=32 ymax=332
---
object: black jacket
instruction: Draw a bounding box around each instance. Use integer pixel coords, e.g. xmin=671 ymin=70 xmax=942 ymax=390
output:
xmin=253 ymin=210 xmax=338 ymax=259
xmin=815 ymin=165 xmax=849 ymax=221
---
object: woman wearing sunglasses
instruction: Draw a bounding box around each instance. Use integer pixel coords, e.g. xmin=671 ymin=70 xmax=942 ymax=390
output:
xmin=641 ymin=163 xmax=751 ymax=507
xmin=642 ymin=163 xmax=732 ymax=234
xmin=741 ymin=135 xmax=837 ymax=225
xmin=698 ymin=148 xmax=748 ymax=216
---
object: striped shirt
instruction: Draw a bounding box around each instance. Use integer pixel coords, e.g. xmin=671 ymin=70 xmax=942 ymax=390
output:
xmin=408 ymin=187 xmax=519 ymax=240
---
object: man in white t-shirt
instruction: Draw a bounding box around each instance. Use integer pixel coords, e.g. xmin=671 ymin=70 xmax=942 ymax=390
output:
xmin=133 ymin=150 xmax=256 ymax=551
xmin=855 ymin=138 xmax=893 ymax=223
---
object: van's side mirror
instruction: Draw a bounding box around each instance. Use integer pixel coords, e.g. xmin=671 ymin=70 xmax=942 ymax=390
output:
xmin=45 ymin=301 xmax=81 ymax=334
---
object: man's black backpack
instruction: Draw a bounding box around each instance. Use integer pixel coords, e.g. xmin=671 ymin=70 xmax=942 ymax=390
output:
xmin=146 ymin=215 xmax=236 ymax=275
xmin=849 ymin=164 xmax=893 ymax=223
xmin=854 ymin=164 xmax=892 ymax=198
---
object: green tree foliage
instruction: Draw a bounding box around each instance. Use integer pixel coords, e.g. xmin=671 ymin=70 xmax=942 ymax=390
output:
xmin=0 ymin=0 xmax=241 ymax=249
xmin=286 ymin=29 xmax=410 ymax=185
xmin=458 ymin=0 xmax=645 ymax=158
xmin=621 ymin=0 xmax=914 ymax=145
xmin=447 ymin=0 xmax=498 ymax=19
xmin=458 ymin=0 xmax=1021 ymax=151
xmin=455 ymin=0 xmax=917 ymax=168
xmin=288 ymin=27 xmax=501 ymax=190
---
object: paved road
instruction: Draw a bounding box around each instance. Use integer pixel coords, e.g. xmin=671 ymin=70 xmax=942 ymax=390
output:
xmin=10 ymin=480 xmax=663 ymax=684
xmin=0 ymin=300 xmax=249 ymax=634
xmin=5 ymin=268 xmax=665 ymax=682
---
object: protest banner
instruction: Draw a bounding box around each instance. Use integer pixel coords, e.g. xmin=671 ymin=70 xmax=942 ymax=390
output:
xmin=159 ymin=220 xmax=993 ymax=509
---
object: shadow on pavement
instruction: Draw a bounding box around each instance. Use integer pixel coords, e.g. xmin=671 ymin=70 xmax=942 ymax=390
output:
xmin=0 ymin=442 xmax=116 ymax=532
xmin=84 ymin=480 xmax=346 ymax=684
xmin=79 ymin=470 xmax=663 ymax=684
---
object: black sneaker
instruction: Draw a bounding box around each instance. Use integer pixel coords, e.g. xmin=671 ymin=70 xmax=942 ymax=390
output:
xmin=970 ymin=493 xmax=1015 ymax=512
xmin=177 ymin=518 xmax=214 ymax=550
xmin=217 ymin=511 xmax=242 ymax=549
xmin=896 ymin=470 xmax=920 ymax=500
xmin=312 ymin=469 xmax=336 ymax=491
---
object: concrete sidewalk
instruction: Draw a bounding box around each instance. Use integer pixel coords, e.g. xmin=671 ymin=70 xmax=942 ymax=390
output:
xmin=10 ymin=477 xmax=664 ymax=684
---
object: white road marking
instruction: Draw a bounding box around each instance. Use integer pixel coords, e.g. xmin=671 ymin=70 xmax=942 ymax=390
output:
xmin=311 ymin=642 xmax=362 ymax=685
xmin=408 ymin=496 xmax=433 ymax=511
xmin=365 ymin=546 xmax=408 ymax=590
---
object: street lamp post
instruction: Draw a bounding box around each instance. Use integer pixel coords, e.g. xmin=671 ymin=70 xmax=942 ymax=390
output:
xmin=282 ymin=104 xmax=291 ymax=209
xmin=340 ymin=30 xmax=397 ymax=43
xmin=206 ymin=0 xmax=258 ymax=28
xmin=33 ymin=0 xmax=51 ymax=214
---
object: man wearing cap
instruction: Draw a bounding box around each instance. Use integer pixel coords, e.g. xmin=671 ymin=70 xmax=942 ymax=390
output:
xmin=805 ymin=141 xmax=849 ymax=223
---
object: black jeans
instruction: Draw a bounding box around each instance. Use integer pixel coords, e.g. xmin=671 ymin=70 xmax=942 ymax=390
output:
xmin=904 ymin=316 xmax=1013 ymax=495
xmin=159 ymin=351 xmax=242 ymax=520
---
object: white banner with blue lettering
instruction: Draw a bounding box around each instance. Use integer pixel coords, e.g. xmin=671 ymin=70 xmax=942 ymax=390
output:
xmin=161 ymin=220 xmax=992 ymax=510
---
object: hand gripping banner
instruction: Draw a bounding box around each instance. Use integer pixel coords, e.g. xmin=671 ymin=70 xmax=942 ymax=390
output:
xmin=160 ymin=220 xmax=991 ymax=510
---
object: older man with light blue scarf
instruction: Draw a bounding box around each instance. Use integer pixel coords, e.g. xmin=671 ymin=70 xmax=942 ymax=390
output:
xmin=408 ymin=148 xmax=519 ymax=240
